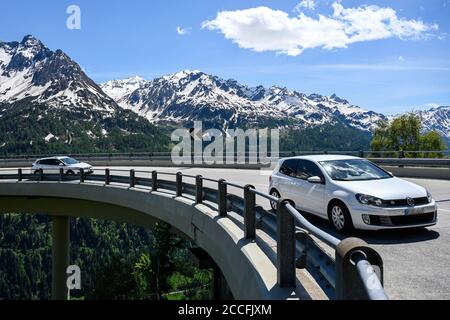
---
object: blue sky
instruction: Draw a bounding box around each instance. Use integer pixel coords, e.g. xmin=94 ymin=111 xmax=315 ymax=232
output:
xmin=0 ymin=0 xmax=449 ymax=114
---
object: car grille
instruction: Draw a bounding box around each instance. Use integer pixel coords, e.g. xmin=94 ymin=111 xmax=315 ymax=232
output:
xmin=382 ymin=197 xmax=429 ymax=207
xmin=369 ymin=211 xmax=436 ymax=226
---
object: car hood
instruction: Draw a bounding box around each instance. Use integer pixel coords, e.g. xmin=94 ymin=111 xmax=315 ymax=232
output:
xmin=69 ymin=162 xmax=91 ymax=168
xmin=333 ymin=177 xmax=427 ymax=200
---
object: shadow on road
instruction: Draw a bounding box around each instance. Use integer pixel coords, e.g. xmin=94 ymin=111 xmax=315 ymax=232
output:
xmin=295 ymin=212 xmax=440 ymax=245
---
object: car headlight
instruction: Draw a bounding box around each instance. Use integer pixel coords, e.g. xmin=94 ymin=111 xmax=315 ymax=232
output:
xmin=427 ymin=191 xmax=433 ymax=203
xmin=355 ymin=194 xmax=384 ymax=207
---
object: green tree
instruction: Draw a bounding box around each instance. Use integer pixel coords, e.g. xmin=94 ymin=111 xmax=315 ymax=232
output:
xmin=371 ymin=113 xmax=446 ymax=157
xmin=134 ymin=222 xmax=179 ymax=300
xmin=87 ymin=256 xmax=139 ymax=300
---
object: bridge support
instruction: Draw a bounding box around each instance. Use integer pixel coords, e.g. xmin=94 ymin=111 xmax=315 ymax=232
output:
xmin=51 ymin=216 xmax=70 ymax=300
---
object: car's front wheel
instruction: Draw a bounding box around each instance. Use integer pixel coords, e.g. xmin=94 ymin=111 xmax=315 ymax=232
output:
xmin=328 ymin=201 xmax=353 ymax=233
xmin=66 ymin=170 xmax=75 ymax=175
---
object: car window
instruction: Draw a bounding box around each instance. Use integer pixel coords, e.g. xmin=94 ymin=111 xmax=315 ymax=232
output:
xmin=39 ymin=159 xmax=61 ymax=166
xmin=38 ymin=159 xmax=52 ymax=165
xmin=297 ymin=160 xmax=324 ymax=180
xmin=319 ymin=159 xmax=392 ymax=181
xmin=279 ymin=159 xmax=299 ymax=177
xmin=50 ymin=159 xmax=61 ymax=166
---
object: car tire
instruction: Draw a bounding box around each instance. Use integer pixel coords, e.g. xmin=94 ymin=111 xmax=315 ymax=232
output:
xmin=328 ymin=201 xmax=354 ymax=233
xmin=66 ymin=170 xmax=75 ymax=175
xmin=269 ymin=189 xmax=281 ymax=212
xmin=33 ymin=170 xmax=39 ymax=175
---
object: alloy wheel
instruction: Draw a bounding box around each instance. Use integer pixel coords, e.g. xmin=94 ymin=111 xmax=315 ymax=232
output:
xmin=331 ymin=205 xmax=345 ymax=230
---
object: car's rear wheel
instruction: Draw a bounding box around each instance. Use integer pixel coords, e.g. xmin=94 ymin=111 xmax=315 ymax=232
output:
xmin=270 ymin=189 xmax=280 ymax=212
xmin=328 ymin=201 xmax=353 ymax=233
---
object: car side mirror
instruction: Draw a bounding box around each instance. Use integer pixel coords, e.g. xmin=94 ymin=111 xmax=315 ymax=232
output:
xmin=388 ymin=171 xmax=393 ymax=176
xmin=307 ymin=176 xmax=323 ymax=184
xmin=59 ymin=163 xmax=64 ymax=166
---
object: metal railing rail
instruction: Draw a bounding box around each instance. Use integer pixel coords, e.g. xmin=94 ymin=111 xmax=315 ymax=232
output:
xmin=367 ymin=158 xmax=450 ymax=167
xmin=0 ymin=167 xmax=388 ymax=300
xmin=0 ymin=149 xmax=448 ymax=161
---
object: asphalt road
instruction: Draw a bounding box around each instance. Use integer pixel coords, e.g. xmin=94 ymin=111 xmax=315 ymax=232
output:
xmin=96 ymin=166 xmax=450 ymax=300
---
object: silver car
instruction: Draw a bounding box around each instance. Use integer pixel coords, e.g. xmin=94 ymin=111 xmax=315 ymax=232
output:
xmin=31 ymin=156 xmax=93 ymax=175
xmin=269 ymin=155 xmax=437 ymax=232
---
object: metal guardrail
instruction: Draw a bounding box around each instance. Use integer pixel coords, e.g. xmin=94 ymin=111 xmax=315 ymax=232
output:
xmin=0 ymin=167 xmax=388 ymax=300
xmin=0 ymin=151 xmax=449 ymax=168
xmin=368 ymin=157 xmax=450 ymax=167
xmin=0 ymin=149 xmax=449 ymax=160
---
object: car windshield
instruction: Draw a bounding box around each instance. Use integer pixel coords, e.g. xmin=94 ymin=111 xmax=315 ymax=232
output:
xmin=319 ymin=159 xmax=392 ymax=181
xmin=61 ymin=157 xmax=79 ymax=165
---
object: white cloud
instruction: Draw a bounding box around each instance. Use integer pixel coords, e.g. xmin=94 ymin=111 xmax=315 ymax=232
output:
xmin=294 ymin=0 xmax=316 ymax=12
xmin=202 ymin=2 xmax=438 ymax=56
xmin=176 ymin=26 xmax=191 ymax=35
xmin=398 ymin=55 xmax=405 ymax=61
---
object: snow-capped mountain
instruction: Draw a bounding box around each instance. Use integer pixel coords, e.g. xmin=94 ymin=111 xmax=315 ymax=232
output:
xmin=101 ymin=70 xmax=387 ymax=131
xmin=418 ymin=106 xmax=450 ymax=139
xmin=0 ymin=36 xmax=169 ymax=153
xmin=0 ymin=35 xmax=118 ymax=113
xmin=100 ymin=76 xmax=146 ymax=107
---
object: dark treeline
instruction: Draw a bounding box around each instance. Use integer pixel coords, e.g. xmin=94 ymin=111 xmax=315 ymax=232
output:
xmin=0 ymin=214 xmax=211 ymax=300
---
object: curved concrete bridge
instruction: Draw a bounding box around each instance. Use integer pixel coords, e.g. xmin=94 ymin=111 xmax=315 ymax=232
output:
xmin=0 ymin=168 xmax=387 ymax=300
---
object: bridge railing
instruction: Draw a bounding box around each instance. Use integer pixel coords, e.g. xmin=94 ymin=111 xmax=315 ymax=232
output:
xmin=0 ymin=167 xmax=388 ymax=300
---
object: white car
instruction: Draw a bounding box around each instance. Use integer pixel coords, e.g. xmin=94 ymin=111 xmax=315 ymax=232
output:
xmin=269 ymin=155 xmax=437 ymax=232
xmin=31 ymin=156 xmax=93 ymax=175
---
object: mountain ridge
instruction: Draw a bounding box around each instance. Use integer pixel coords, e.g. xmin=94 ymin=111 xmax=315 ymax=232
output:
xmin=101 ymin=70 xmax=388 ymax=132
xmin=101 ymin=70 xmax=450 ymax=139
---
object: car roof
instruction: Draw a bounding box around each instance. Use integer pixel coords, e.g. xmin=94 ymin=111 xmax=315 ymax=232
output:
xmin=280 ymin=154 xmax=361 ymax=162
xmin=36 ymin=156 xmax=70 ymax=161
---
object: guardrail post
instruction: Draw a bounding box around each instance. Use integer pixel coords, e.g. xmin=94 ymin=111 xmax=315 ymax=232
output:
xmin=39 ymin=168 xmax=43 ymax=181
xmin=152 ymin=170 xmax=158 ymax=191
xmin=59 ymin=168 xmax=64 ymax=182
xmin=358 ymin=150 xmax=364 ymax=158
xmin=218 ymin=179 xmax=227 ymax=216
xmin=79 ymin=168 xmax=84 ymax=183
xmin=176 ymin=172 xmax=182 ymax=196
xmin=105 ymin=168 xmax=110 ymax=185
xmin=244 ymin=184 xmax=256 ymax=239
xmin=130 ymin=169 xmax=135 ymax=187
xmin=195 ymin=175 xmax=203 ymax=204
xmin=335 ymin=237 xmax=385 ymax=300
xmin=277 ymin=200 xmax=296 ymax=288
xmin=18 ymin=168 xmax=22 ymax=182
